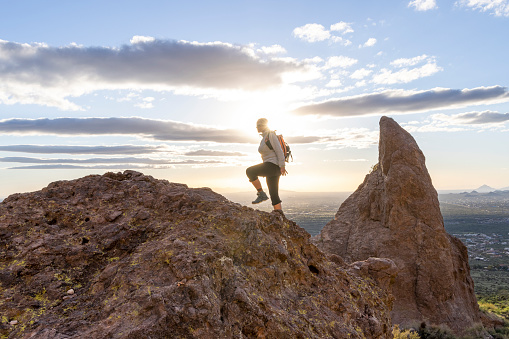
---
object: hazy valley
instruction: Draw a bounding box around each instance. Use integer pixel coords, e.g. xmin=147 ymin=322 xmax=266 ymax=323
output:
xmin=227 ymin=189 xmax=509 ymax=300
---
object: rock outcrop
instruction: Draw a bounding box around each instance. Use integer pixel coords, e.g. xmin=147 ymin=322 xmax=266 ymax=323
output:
xmin=0 ymin=170 xmax=393 ymax=339
xmin=313 ymin=116 xmax=482 ymax=333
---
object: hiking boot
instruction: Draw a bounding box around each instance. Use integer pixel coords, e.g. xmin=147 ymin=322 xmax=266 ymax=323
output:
xmin=252 ymin=191 xmax=269 ymax=204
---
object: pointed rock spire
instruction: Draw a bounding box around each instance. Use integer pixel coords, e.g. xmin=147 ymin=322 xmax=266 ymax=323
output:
xmin=314 ymin=116 xmax=481 ymax=333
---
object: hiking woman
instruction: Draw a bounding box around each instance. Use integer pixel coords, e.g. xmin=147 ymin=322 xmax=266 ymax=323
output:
xmin=246 ymin=118 xmax=287 ymax=215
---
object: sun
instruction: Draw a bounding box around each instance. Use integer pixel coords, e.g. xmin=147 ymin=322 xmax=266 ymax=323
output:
xmin=230 ymin=96 xmax=305 ymax=138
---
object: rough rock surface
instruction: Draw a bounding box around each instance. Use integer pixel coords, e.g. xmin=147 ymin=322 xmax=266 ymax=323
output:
xmin=313 ymin=116 xmax=482 ymax=333
xmin=0 ymin=170 xmax=393 ymax=339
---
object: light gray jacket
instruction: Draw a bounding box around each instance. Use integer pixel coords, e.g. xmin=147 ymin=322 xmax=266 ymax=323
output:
xmin=258 ymin=130 xmax=285 ymax=168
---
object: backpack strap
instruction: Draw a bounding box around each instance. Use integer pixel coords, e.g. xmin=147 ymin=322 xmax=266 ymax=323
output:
xmin=264 ymin=131 xmax=275 ymax=150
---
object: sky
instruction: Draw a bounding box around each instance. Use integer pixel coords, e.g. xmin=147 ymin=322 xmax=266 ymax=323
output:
xmin=1 ymin=0 xmax=508 ymax=199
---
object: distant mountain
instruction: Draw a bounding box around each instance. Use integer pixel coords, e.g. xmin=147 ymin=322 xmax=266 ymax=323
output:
xmin=473 ymin=184 xmax=497 ymax=193
xmin=501 ymin=186 xmax=509 ymax=191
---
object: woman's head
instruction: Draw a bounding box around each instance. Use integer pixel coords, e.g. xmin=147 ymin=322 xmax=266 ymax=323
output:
xmin=256 ymin=118 xmax=269 ymax=133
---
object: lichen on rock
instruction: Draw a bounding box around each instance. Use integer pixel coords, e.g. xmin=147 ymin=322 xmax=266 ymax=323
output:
xmin=1 ymin=170 xmax=393 ymax=338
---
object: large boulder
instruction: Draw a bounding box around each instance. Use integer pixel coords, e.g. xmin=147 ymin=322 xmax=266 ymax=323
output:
xmin=0 ymin=170 xmax=393 ymax=339
xmin=313 ymin=116 xmax=482 ymax=333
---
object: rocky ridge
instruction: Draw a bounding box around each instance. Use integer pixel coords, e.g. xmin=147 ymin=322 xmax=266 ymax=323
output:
xmin=313 ymin=116 xmax=482 ymax=334
xmin=0 ymin=170 xmax=393 ymax=339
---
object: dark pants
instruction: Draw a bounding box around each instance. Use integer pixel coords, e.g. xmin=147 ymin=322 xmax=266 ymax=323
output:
xmin=246 ymin=162 xmax=282 ymax=206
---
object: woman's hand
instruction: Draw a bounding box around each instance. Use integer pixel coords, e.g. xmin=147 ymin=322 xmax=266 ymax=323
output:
xmin=281 ymin=166 xmax=288 ymax=176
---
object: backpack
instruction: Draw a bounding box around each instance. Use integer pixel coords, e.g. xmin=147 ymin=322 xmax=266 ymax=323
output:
xmin=265 ymin=131 xmax=293 ymax=163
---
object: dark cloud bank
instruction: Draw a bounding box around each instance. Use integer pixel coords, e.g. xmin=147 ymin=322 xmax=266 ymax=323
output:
xmin=0 ymin=117 xmax=254 ymax=143
xmin=293 ymin=86 xmax=509 ymax=117
xmin=0 ymin=39 xmax=302 ymax=91
xmin=0 ymin=117 xmax=355 ymax=145
xmin=453 ymin=111 xmax=509 ymax=124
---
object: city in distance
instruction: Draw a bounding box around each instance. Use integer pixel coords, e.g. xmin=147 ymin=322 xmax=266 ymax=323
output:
xmin=227 ymin=187 xmax=509 ymax=302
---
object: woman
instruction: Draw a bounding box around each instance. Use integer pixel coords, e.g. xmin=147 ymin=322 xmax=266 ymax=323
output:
xmin=246 ymin=118 xmax=288 ymax=216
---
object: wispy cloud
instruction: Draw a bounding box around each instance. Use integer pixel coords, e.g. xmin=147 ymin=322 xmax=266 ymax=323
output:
xmin=325 ymin=56 xmax=358 ymax=69
xmin=433 ymin=111 xmax=509 ymax=125
xmin=287 ymin=128 xmax=379 ymax=149
xmin=293 ymin=86 xmax=509 ymax=118
xmin=402 ymin=111 xmax=509 ymax=133
xmin=330 ymin=22 xmax=354 ymax=34
xmin=456 ymin=0 xmax=509 ymax=17
xmin=6 ymin=163 xmax=217 ymax=170
xmin=0 ymin=117 xmax=380 ymax=149
xmin=0 ymin=156 xmax=222 ymax=165
xmin=293 ymin=22 xmax=353 ymax=46
xmin=184 ymin=149 xmax=247 ymax=156
xmin=451 ymin=111 xmax=509 ymax=124
xmin=0 ymin=117 xmax=255 ymax=143
xmin=1 ymin=156 xmax=224 ymax=170
xmin=293 ymin=23 xmax=331 ymax=42
xmin=359 ymin=38 xmax=377 ymax=48
xmin=409 ymin=0 xmax=438 ymax=11
xmin=324 ymin=158 xmax=369 ymax=162
xmin=0 ymin=145 xmax=167 ymax=154
xmin=258 ymin=44 xmax=287 ymax=55
xmin=0 ymin=38 xmax=305 ymax=109
xmin=350 ymin=68 xmax=373 ymax=80
xmin=391 ymin=54 xmax=430 ymax=67
xmin=373 ymin=56 xmax=442 ymax=84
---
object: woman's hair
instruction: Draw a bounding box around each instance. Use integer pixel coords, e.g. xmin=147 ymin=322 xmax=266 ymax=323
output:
xmin=256 ymin=118 xmax=268 ymax=127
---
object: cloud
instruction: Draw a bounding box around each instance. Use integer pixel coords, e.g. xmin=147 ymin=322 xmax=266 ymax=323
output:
xmin=293 ymin=22 xmax=353 ymax=45
xmin=455 ymin=111 xmax=509 ymax=124
xmin=409 ymin=0 xmax=438 ymax=11
xmin=402 ymin=111 xmax=509 ymax=133
xmin=325 ymin=79 xmax=343 ymax=88
xmin=6 ymin=163 xmax=217 ymax=170
xmin=372 ymin=59 xmax=442 ymax=84
xmin=0 ymin=156 xmax=222 ymax=165
xmin=0 ymin=38 xmax=304 ymax=109
xmin=360 ymin=38 xmax=377 ymax=48
xmin=330 ymin=22 xmax=354 ymax=34
xmin=284 ymin=136 xmax=323 ymax=144
xmin=456 ymin=0 xmax=509 ymax=16
xmin=134 ymin=97 xmax=155 ymax=109
xmin=293 ymin=86 xmax=509 ymax=118
xmin=350 ymin=68 xmax=373 ymax=80
xmin=0 ymin=116 xmax=379 ymax=149
xmin=293 ymin=24 xmax=331 ymax=42
xmin=325 ymin=56 xmax=358 ymax=69
xmin=184 ymin=149 xmax=247 ymax=156
xmin=130 ymin=36 xmax=156 ymax=44
xmin=285 ymin=128 xmax=379 ymax=149
xmin=1 ymin=156 xmax=224 ymax=170
xmin=0 ymin=117 xmax=255 ymax=143
xmin=445 ymin=111 xmax=509 ymax=124
xmin=8 ymin=165 xmax=108 ymax=170
xmin=325 ymin=158 xmax=369 ymax=162
xmin=391 ymin=54 xmax=429 ymax=67
xmin=258 ymin=44 xmax=287 ymax=55
xmin=0 ymin=145 xmax=167 ymax=154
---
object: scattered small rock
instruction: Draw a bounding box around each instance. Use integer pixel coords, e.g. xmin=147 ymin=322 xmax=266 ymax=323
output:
xmin=10 ymin=320 xmax=18 ymax=325
xmin=67 ymin=289 xmax=75 ymax=295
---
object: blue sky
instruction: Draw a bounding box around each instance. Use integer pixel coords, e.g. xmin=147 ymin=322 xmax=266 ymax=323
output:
xmin=1 ymin=0 xmax=508 ymax=198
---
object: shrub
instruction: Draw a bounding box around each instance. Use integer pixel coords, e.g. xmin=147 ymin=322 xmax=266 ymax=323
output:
xmin=392 ymin=325 xmax=420 ymax=339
